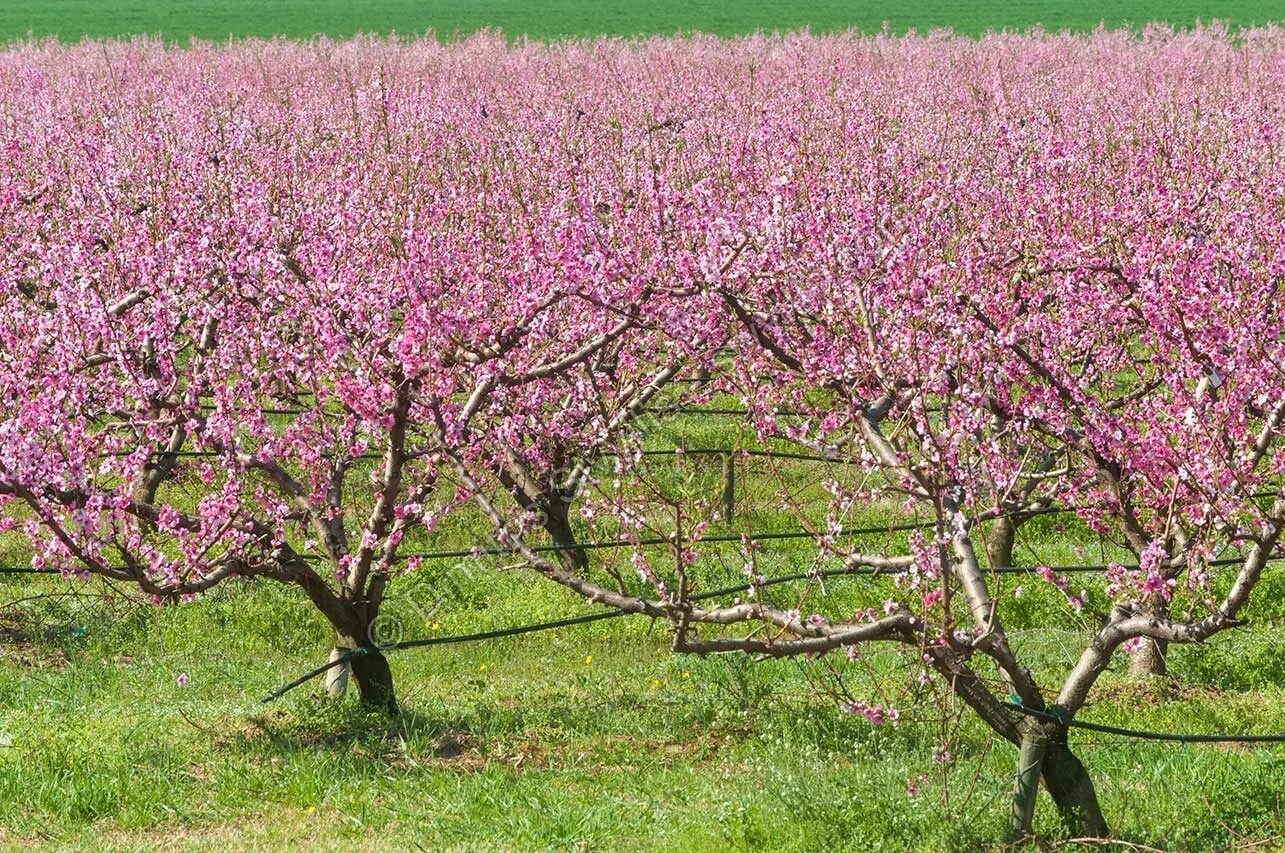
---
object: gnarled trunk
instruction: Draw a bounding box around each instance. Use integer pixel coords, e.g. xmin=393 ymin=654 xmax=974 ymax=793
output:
xmin=987 ymin=515 xmax=1017 ymax=571
xmin=1129 ymin=601 xmax=1169 ymax=678
xmin=332 ymin=611 xmax=398 ymax=716
xmin=1008 ymin=720 xmax=1109 ymax=840
xmin=1042 ymin=739 xmax=1109 ymax=837
xmin=282 ymin=558 xmax=398 ymax=713
xmin=348 ymin=645 xmax=398 ymax=715
xmin=1008 ymin=726 xmax=1049 ymax=840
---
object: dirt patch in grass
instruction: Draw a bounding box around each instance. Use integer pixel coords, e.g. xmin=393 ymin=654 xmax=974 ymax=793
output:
xmin=18 ymin=811 xmax=358 ymax=852
xmin=211 ymin=705 xmax=734 ymax=777
xmin=1092 ymin=675 xmax=1224 ymax=705
xmin=488 ymin=731 xmax=734 ymax=773
xmin=0 ymin=616 xmax=67 ymax=670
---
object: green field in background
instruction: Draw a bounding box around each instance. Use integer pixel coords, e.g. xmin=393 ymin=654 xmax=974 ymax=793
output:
xmin=0 ymin=0 xmax=1281 ymax=44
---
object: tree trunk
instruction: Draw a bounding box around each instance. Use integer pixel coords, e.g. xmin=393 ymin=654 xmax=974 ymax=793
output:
xmin=1041 ymin=738 xmax=1109 ymax=838
xmin=1129 ymin=636 xmax=1168 ymax=677
xmin=1008 ymin=726 xmax=1049 ymax=840
xmin=1006 ymin=720 xmax=1110 ymax=841
xmin=1129 ymin=601 xmax=1169 ymax=678
xmin=333 ymin=611 xmax=399 ymax=715
xmin=325 ymin=646 xmax=351 ymax=697
xmin=543 ymin=497 xmax=590 ymax=572
xmin=282 ymin=557 xmax=399 ymax=714
xmin=987 ymin=516 xmax=1017 ymax=570
xmin=720 ymin=453 xmax=736 ymax=523
xmin=349 ymin=646 xmax=398 ymax=715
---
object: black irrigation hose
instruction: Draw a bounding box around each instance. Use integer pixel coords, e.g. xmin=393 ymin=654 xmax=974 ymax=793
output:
xmin=396 ymin=516 xmax=943 ymax=561
xmin=637 ymin=448 xmax=852 ymax=463
xmin=263 ymin=566 xmax=789 ymax=702
xmin=196 ymin=405 xmax=806 ymax=418
xmin=2 ymin=548 xmax=1276 ymax=720
xmin=0 ymin=517 xmax=992 ymax=572
xmin=260 ymin=556 xmax=1280 ymax=702
xmin=259 ymin=608 xmax=631 ymax=702
xmin=1006 ymin=702 xmax=1285 ymax=744
xmin=0 ymin=515 xmax=1272 ymax=574
xmin=102 ymin=446 xmax=850 ymax=463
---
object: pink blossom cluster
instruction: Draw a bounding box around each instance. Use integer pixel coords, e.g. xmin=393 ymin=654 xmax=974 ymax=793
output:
xmin=0 ymin=30 xmax=1284 ymax=741
xmin=841 ymin=699 xmax=899 ymax=725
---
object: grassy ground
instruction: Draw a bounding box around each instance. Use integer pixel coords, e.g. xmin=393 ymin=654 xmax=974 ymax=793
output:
xmin=1 ymin=409 xmax=1284 ymax=850
xmin=2 ymin=569 xmax=1284 ymax=850
xmin=0 ymin=0 xmax=1282 ymax=45
xmin=2 ymin=8 xmax=1283 ymax=849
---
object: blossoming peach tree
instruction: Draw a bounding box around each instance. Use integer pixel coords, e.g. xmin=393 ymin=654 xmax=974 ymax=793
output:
xmin=2 ymin=28 xmax=1284 ymax=841
xmin=0 ymin=36 xmax=726 ymax=712
xmin=430 ymin=28 xmax=1285 ymax=839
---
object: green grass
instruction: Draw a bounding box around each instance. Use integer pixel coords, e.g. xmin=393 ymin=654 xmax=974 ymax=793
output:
xmin=2 ymin=573 xmax=1283 ymax=851
xmin=0 ymin=0 xmax=1282 ymax=45
xmin=1 ymin=408 xmax=1283 ymax=849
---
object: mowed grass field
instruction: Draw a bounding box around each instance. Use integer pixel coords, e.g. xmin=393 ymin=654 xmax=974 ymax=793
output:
xmin=4 ymin=577 xmax=1285 ymax=850
xmin=2 ymin=408 xmax=1285 ymax=850
xmin=0 ymin=0 xmax=1282 ymax=43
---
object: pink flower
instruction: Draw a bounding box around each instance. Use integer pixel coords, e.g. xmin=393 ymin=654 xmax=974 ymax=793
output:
xmin=906 ymin=775 xmax=928 ymax=798
xmin=841 ymin=700 xmax=899 ymax=726
xmin=176 ymin=673 xmax=189 ymax=687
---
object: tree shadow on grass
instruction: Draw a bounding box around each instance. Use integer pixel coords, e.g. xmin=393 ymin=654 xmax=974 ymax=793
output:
xmin=229 ymin=698 xmax=487 ymax=769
